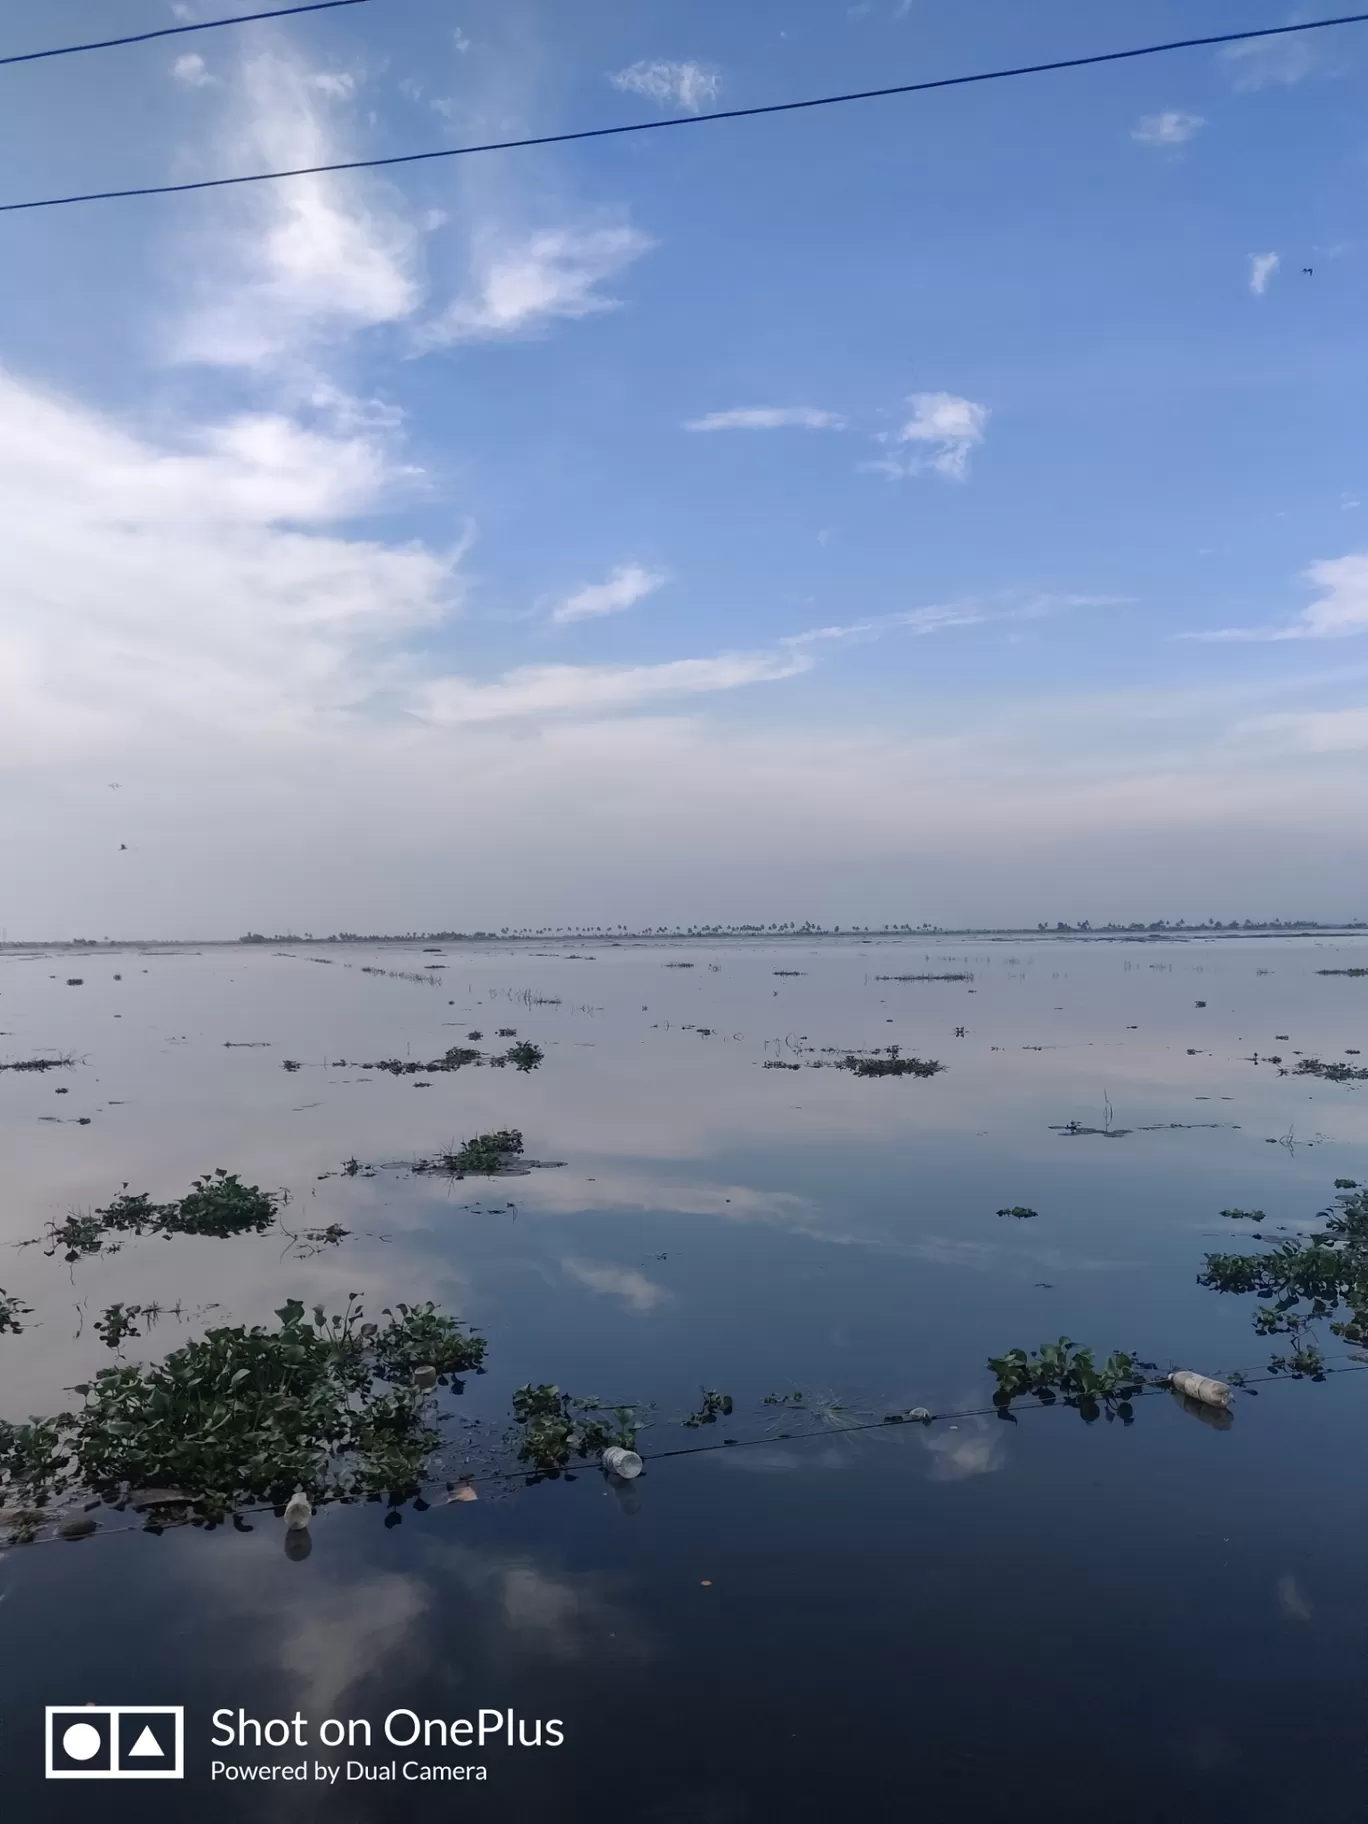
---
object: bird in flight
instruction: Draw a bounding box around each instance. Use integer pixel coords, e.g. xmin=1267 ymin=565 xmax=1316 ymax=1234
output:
xmin=119 ymin=844 xmax=127 ymax=852
xmin=1303 ymin=266 xmax=1313 ymax=276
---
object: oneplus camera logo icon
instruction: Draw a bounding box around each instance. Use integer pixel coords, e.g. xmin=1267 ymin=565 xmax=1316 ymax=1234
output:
xmin=45 ymin=1706 xmax=185 ymax=1779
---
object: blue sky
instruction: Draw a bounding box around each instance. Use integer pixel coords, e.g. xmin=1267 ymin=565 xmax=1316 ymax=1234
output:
xmin=1 ymin=0 xmax=1366 ymax=935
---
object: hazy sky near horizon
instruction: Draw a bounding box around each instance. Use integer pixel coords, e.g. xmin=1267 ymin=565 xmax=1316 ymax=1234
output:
xmin=1 ymin=0 xmax=1367 ymax=937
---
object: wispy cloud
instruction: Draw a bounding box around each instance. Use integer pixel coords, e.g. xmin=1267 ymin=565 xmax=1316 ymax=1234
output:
xmin=171 ymin=51 xmax=215 ymax=88
xmin=553 ymin=563 xmax=669 ymax=624
xmin=1220 ymin=33 xmax=1317 ymax=91
xmin=1185 ymin=553 xmax=1368 ymax=642
xmin=561 ymin=1258 xmax=669 ymax=1311
xmin=171 ymin=44 xmax=419 ymax=370
xmin=415 ymin=650 xmax=811 ymax=725
xmin=1249 ymin=251 xmax=1280 ymax=296
xmin=864 ymin=391 xmax=989 ymax=481
xmin=609 ymin=59 xmax=720 ymax=112
xmin=684 ymin=407 xmax=846 ymax=432
xmin=419 ymin=224 xmax=653 ymax=346
xmin=1234 ymin=707 xmax=1368 ymax=752
xmin=1131 ymin=110 xmax=1204 ymax=147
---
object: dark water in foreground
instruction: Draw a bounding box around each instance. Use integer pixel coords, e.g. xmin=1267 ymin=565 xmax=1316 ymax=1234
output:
xmin=2 ymin=935 xmax=1367 ymax=1822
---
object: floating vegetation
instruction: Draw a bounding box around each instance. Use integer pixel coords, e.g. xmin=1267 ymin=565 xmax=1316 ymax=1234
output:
xmin=1199 ymin=1182 xmax=1368 ymax=1363
xmin=988 ymin=1338 xmax=1144 ymax=1422
xmin=358 ymin=965 xmax=441 ymax=986
xmin=997 ymin=1206 xmax=1038 ymax=1220
xmin=0 ymin=1297 xmax=484 ymax=1523
xmin=510 ymin=1385 xmax=643 ymax=1476
xmin=0 ymin=1290 xmax=33 ymax=1334
xmin=1316 ymin=968 xmax=1367 ymax=977
xmin=837 ymin=1046 xmax=943 ymax=1079
xmin=29 ymin=1170 xmax=279 ymax=1262
xmin=503 ymin=1041 xmax=544 ymax=1071
xmin=281 ymin=1059 xmax=302 ymax=1072
xmin=0 ymin=1053 xmax=76 ymax=1073
xmin=762 ymin=1060 xmax=801 ymax=1070
xmin=874 ymin=973 xmax=974 ymax=983
xmin=362 ymin=1045 xmax=481 ymax=1075
xmin=1221 ymin=1208 xmax=1267 ymax=1222
xmin=415 ymin=1129 xmax=527 ymax=1177
xmin=1293 ymin=1058 xmax=1368 ymax=1083
xmin=279 ymin=1223 xmax=351 ymax=1259
xmin=773 ymin=970 xmax=805 ymax=977
xmin=683 ymin=1388 xmax=734 ymax=1427
xmin=664 ymin=962 xmax=695 ymax=968
xmin=93 ymin=1302 xmax=147 ymax=1349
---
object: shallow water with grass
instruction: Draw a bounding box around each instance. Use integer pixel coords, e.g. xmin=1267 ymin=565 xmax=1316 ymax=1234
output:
xmin=3 ymin=934 xmax=1368 ymax=1821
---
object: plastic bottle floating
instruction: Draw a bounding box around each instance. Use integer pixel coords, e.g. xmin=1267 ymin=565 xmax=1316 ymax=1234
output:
xmin=1167 ymin=1371 xmax=1231 ymax=1408
xmin=601 ymin=1446 xmax=643 ymax=1480
xmin=284 ymin=1487 xmax=313 ymax=1530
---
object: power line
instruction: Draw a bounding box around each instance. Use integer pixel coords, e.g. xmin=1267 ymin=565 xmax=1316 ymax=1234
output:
xmin=2 ymin=10 xmax=1366 ymax=215
xmin=0 ymin=1 xmax=371 ymax=72
xmin=3 ymin=11 xmax=1368 ymax=218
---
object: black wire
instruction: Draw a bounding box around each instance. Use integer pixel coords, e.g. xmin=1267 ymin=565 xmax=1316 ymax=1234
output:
xmin=0 ymin=1 xmax=371 ymax=72
xmin=2 ymin=10 xmax=1366 ymax=215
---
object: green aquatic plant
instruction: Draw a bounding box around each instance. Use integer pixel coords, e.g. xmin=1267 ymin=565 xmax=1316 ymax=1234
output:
xmin=0 ymin=1296 xmax=487 ymax=1521
xmin=510 ymin=1385 xmax=643 ymax=1475
xmin=839 ymin=1045 xmax=944 ymax=1079
xmin=1292 ymin=1058 xmax=1368 ymax=1083
xmin=419 ymin=1129 xmax=525 ymax=1176
xmin=503 ymin=1041 xmax=544 ymax=1071
xmin=31 ymin=1171 xmax=280 ymax=1261
xmin=988 ymin=1337 xmax=1144 ymax=1422
xmin=683 ymin=1388 xmax=734 ymax=1428
xmin=0 ymin=1290 xmax=33 ymax=1335
xmin=996 ymin=1206 xmax=1038 ymax=1220
xmin=1199 ymin=1183 xmax=1368 ymax=1360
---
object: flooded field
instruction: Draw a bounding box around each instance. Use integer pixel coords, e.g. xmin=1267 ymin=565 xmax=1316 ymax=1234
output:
xmin=3 ymin=933 xmax=1368 ymax=1821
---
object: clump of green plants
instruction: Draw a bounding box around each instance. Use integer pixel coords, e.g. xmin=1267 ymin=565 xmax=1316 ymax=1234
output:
xmin=0 ymin=1289 xmax=33 ymax=1335
xmin=988 ymin=1337 xmax=1144 ymax=1422
xmin=363 ymin=1044 xmax=481 ymax=1076
xmin=874 ymin=972 xmax=973 ymax=983
xmin=94 ymin=1302 xmax=146 ymax=1349
xmin=683 ymin=1388 xmax=734 ymax=1427
xmin=838 ymin=1046 xmax=944 ymax=1079
xmin=1293 ymin=1058 xmax=1368 ymax=1083
xmin=30 ymin=1171 xmax=280 ymax=1261
xmin=0 ymin=1296 xmax=487 ymax=1521
xmin=369 ymin=1302 xmax=486 ymax=1379
xmin=510 ymin=1385 xmax=642 ymax=1475
xmin=418 ymin=1130 xmax=526 ymax=1176
xmin=502 ymin=1041 xmax=544 ymax=1071
xmin=1317 ymin=968 xmax=1367 ymax=977
xmin=1220 ymin=1207 xmax=1267 ymax=1222
xmin=1200 ymin=1182 xmax=1368 ymax=1364
xmin=0 ymin=1053 xmax=76 ymax=1073
xmin=996 ymin=1206 xmax=1038 ymax=1220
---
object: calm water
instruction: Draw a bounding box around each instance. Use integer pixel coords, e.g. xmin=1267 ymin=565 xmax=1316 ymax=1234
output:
xmin=3 ymin=935 xmax=1367 ymax=1821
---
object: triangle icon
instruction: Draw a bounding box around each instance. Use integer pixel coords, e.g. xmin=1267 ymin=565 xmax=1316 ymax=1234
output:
xmin=129 ymin=1726 xmax=163 ymax=1758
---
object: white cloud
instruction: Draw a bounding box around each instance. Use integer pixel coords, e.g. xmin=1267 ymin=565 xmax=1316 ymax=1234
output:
xmin=171 ymin=45 xmax=420 ymax=370
xmin=1234 ymin=707 xmax=1368 ymax=752
xmin=453 ymin=27 xmax=471 ymax=53
xmin=684 ymin=407 xmax=846 ymax=432
xmin=1131 ymin=110 xmax=1204 ymax=147
xmin=866 ymin=391 xmax=989 ymax=480
xmin=609 ymin=59 xmax=720 ymax=112
xmin=561 ymin=1258 xmax=668 ymax=1311
xmin=420 ymin=224 xmax=653 ymax=346
xmin=1249 ymin=252 xmax=1280 ymax=296
xmin=0 ymin=368 xmax=455 ymax=759
xmin=305 ymin=70 xmax=358 ymax=100
xmin=1220 ymin=34 xmax=1316 ymax=91
xmin=414 ymin=650 xmax=811 ymax=725
xmin=171 ymin=52 xmax=214 ymax=88
xmin=553 ymin=563 xmax=668 ymax=624
xmin=1186 ymin=552 xmax=1368 ymax=642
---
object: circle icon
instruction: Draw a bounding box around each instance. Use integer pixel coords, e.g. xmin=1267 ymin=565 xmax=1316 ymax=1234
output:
xmin=61 ymin=1723 xmax=103 ymax=1763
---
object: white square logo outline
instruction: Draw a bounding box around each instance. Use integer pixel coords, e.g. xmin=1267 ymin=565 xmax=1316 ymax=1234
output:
xmin=45 ymin=1705 xmax=185 ymax=1779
